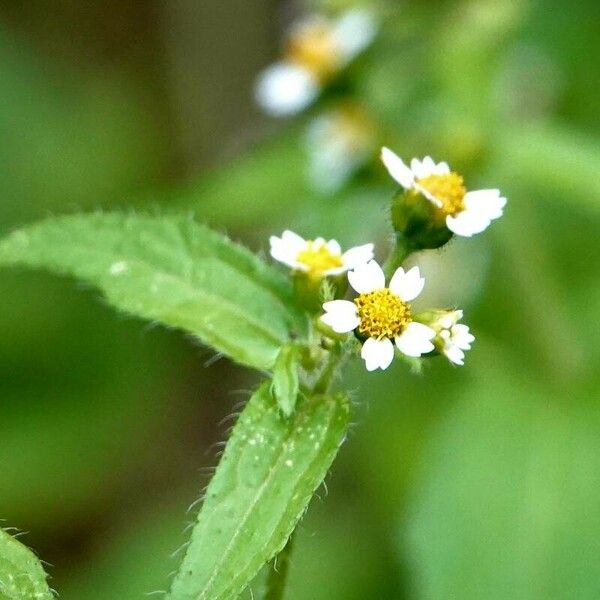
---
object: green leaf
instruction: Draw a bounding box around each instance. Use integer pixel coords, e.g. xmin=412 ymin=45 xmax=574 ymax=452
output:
xmin=168 ymin=381 xmax=350 ymax=600
xmin=494 ymin=125 xmax=600 ymax=216
xmin=271 ymin=345 xmax=300 ymax=417
xmin=173 ymin=131 xmax=310 ymax=228
xmin=406 ymin=372 xmax=600 ymax=600
xmin=0 ymin=213 xmax=306 ymax=370
xmin=0 ymin=529 xmax=53 ymax=600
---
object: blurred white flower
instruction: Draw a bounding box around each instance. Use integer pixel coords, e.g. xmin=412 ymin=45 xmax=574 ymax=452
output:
xmin=255 ymin=64 xmax=320 ymax=118
xmin=381 ymin=147 xmax=507 ymax=237
xmin=255 ymin=8 xmax=378 ymax=117
xmin=305 ymin=103 xmax=376 ymax=192
xmin=321 ymin=261 xmax=435 ymax=371
xmin=269 ymin=230 xmax=374 ymax=278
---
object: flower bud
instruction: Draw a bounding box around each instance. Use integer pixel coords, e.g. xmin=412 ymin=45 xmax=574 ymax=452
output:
xmin=414 ymin=309 xmax=475 ymax=366
xmin=390 ymin=190 xmax=453 ymax=251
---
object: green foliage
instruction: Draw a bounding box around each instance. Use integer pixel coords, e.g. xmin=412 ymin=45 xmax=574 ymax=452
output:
xmin=271 ymin=345 xmax=301 ymax=417
xmin=168 ymin=382 xmax=349 ymax=600
xmin=0 ymin=213 xmax=306 ymax=370
xmin=0 ymin=529 xmax=53 ymax=600
xmin=407 ymin=373 xmax=600 ymax=600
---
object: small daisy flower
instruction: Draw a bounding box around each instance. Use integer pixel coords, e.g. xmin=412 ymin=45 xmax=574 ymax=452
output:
xmin=381 ymin=147 xmax=507 ymax=237
xmin=270 ymin=230 xmax=374 ymax=278
xmin=321 ymin=261 xmax=436 ymax=371
xmin=424 ymin=309 xmax=475 ymax=366
xmin=305 ymin=103 xmax=376 ymax=193
xmin=255 ymin=9 xmax=378 ymax=117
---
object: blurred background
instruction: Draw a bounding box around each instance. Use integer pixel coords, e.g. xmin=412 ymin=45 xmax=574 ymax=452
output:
xmin=1 ymin=0 xmax=599 ymax=598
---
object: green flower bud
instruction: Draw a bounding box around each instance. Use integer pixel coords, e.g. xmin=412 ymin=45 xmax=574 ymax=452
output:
xmin=390 ymin=190 xmax=453 ymax=251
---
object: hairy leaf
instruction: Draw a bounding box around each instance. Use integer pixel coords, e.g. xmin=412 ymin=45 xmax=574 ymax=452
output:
xmin=271 ymin=345 xmax=300 ymax=417
xmin=168 ymin=382 xmax=349 ymax=600
xmin=0 ymin=213 xmax=306 ymax=370
xmin=0 ymin=529 xmax=53 ymax=600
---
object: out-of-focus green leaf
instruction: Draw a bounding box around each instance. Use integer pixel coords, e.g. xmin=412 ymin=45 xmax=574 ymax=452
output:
xmin=494 ymin=126 xmax=600 ymax=215
xmin=168 ymin=382 xmax=349 ymax=600
xmin=0 ymin=529 xmax=53 ymax=600
xmin=405 ymin=370 xmax=600 ymax=600
xmin=173 ymin=132 xmax=309 ymax=228
xmin=272 ymin=344 xmax=300 ymax=417
xmin=0 ymin=213 xmax=306 ymax=370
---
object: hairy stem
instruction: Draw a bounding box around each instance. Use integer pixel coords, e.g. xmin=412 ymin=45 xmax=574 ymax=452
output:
xmin=264 ymin=532 xmax=295 ymax=600
xmin=313 ymin=343 xmax=343 ymax=395
xmin=263 ymin=342 xmax=344 ymax=599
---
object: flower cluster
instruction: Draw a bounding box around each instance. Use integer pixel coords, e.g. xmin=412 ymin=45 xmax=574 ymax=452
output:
xmin=268 ymin=146 xmax=505 ymax=372
xmin=255 ymin=7 xmax=379 ymax=194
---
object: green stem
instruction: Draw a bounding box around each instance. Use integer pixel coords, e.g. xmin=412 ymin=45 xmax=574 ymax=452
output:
xmin=264 ymin=532 xmax=295 ymax=600
xmin=313 ymin=343 xmax=343 ymax=395
xmin=262 ymin=343 xmax=343 ymax=599
xmin=263 ymin=339 xmax=344 ymax=599
xmin=383 ymin=236 xmax=411 ymax=279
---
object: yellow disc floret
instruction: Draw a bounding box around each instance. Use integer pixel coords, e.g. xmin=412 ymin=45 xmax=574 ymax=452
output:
xmin=354 ymin=289 xmax=412 ymax=339
xmin=296 ymin=241 xmax=343 ymax=275
xmin=286 ymin=22 xmax=340 ymax=80
xmin=417 ymin=172 xmax=466 ymax=216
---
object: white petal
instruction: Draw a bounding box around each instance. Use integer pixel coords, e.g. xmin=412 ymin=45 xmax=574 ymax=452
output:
xmin=280 ymin=230 xmax=307 ymax=249
xmin=322 ymin=299 xmax=357 ymax=315
xmin=321 ymin=300 xmax=359 ymax=333
xmin=446 ymin=210 xmax=491 ymax=237
xmin=421 ymin=156 xmax=436 ymax=174
xmin=395 ymin=322 xmax=435 ymax=357
xmin=348 ymin=260 xmax=385 ymax=294
xmin=464 ymin=189 xmax=507 ymax=220
xmin=381 ymin=147 xmax=415 ymax=189
xmin=341 ymin=243 xmax=375 ymax=270
xmin=326 ymin=239 xmax=342 ymax=256
xmin=270 ymin=235 xmax=302 ymax=268
xmin=434 ymin=161 xmax=451 ymax=175
xmin=410 ymin=158 xmax=426 ymax=178
xmin=333 ymin=8 xmax=378 ymax=63
xmin=361 ymin=337 xmax=395 ymax=371
xmin=255 ymin=62 xmax=319 ymax=117
xmin=388 ymin=266 xmax=425 ymax=302
xmin=411 ymin=156 xmax=435 ymax=179
xmin=438 ymin=309 xmax=462 ymax=329
xmin=444 ymin=344 xmax=465 ymax=366
xmin=451 ymin=324 xmax=475 ymax=349
xmin=269 ymin=245 xmax=298 ymax=268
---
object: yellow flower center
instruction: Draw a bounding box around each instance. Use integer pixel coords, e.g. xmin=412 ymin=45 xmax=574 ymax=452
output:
xmin=417 ymin=172 xmax=466 ymax=216
xmin=285 ymin=22 xmax=340 ymax=80
xmin=354 ymin=289 xmax=412 ymax=339
xmin=296 ymin=242 xmax=343 ymax=275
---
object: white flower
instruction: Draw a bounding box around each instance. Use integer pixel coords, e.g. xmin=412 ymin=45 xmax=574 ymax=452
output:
xmin=255 ymin=9 xmax=378 ymax=117
xmin=269 ymin=230 xmax=374 ymax=277
xmin=381 ymin=147 xmax=507 ymax=237
xmin=305 ymin=103 xmax=376 ymax=193
xmin=321 ymin=260 xmax=436 ymax=371
xmin=429 ymin=310 xmax=475 ymax=366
